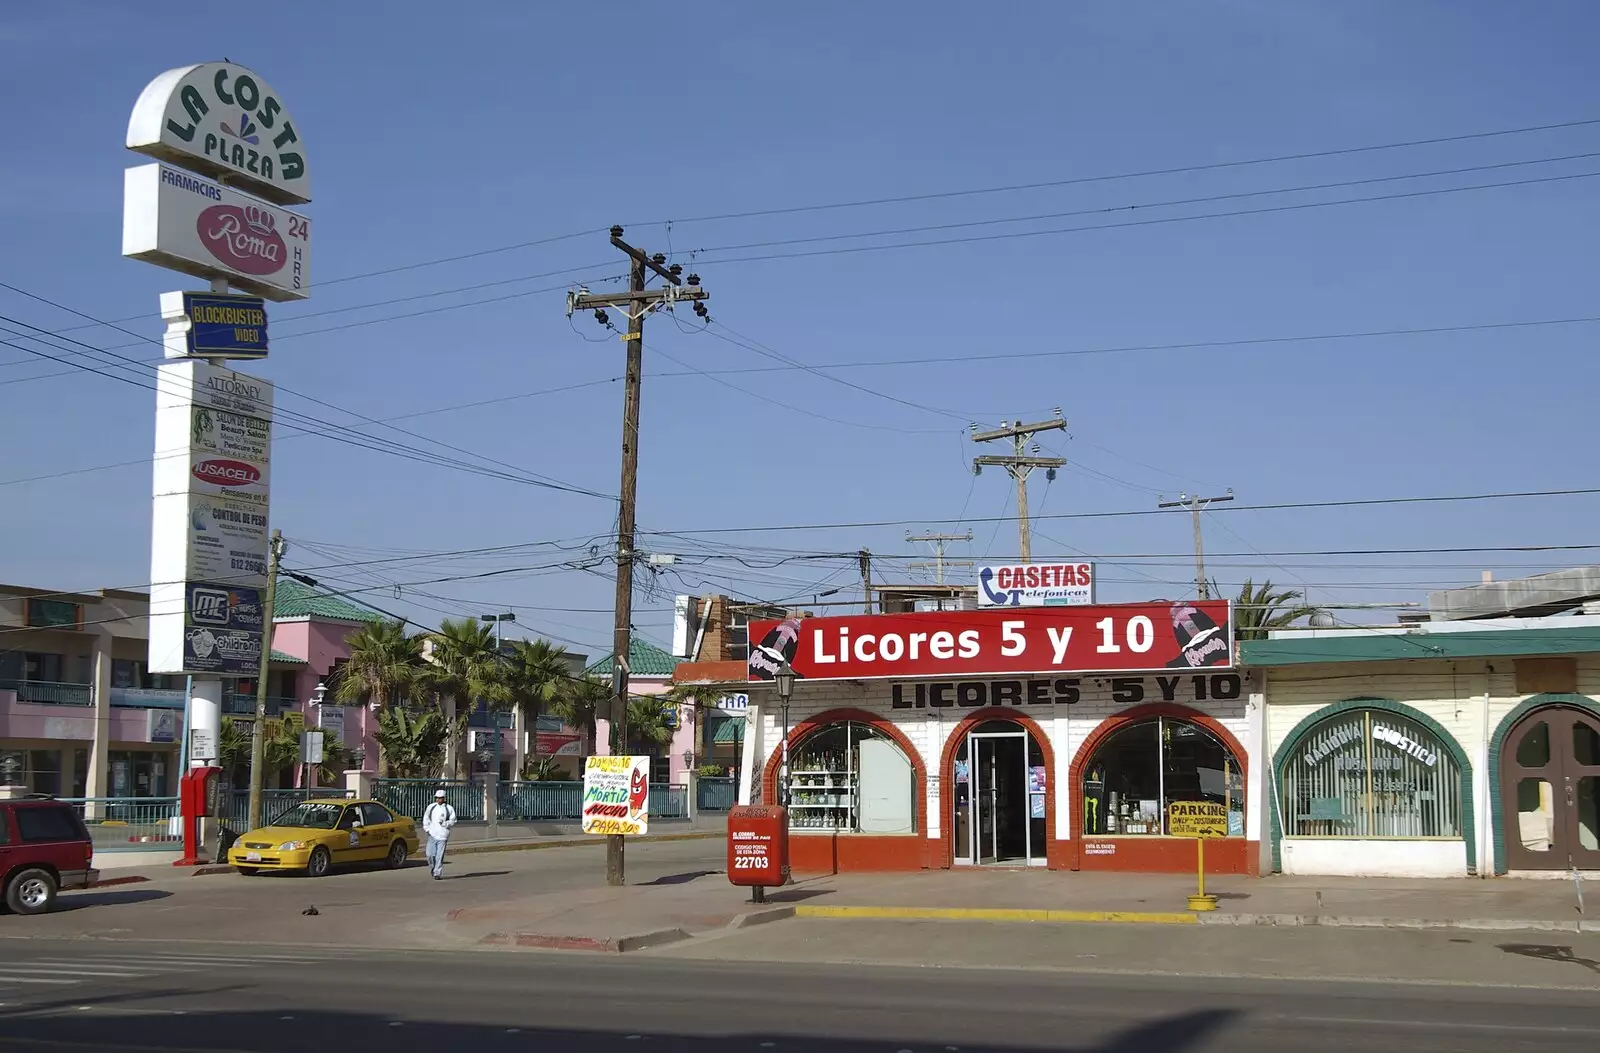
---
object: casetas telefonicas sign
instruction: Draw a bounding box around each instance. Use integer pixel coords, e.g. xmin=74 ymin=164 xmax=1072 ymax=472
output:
xmin=747 ymin=601 xmax=1233 ymax=682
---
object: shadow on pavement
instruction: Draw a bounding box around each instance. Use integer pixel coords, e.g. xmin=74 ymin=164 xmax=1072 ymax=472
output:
xmin=0 ymin=1004 xmax=1237 ymax=1053
xmin=1498 ymin=943 xmax=1600 ymax=974
xmin=50 ymin=888 xmax=174 ymax=911
xmin=447 ymin=871 xmax=512 ymax=881
xmin=641 ymin=870 xmax=721 ymax=885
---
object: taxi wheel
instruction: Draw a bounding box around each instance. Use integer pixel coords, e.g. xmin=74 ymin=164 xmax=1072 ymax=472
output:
xmin=235 ymin=866 xmax=260 ymax=876
xmin=386 ymin=840 xmax=408 ymax=870
xmin=306 ymin=846 xmax=332 ymax=878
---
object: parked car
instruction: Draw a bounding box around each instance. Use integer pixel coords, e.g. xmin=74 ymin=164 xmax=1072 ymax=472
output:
xmin=0 ymin=795 xmax=98 ymax=915
xmin=226 ymin=798 xmax=420 ymax=877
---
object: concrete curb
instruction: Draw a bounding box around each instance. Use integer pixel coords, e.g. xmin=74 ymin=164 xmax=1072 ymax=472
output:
xmin=731 ymin=906 xmax=797 ymax=928
xmin=791 ymin=904 xmax=1600 ymax=932
xmin=793 ymin=905 xmax=1198 ymax=925
xmin=1197 ymin=913 xmax=1600 ymax=933
xmin=450 ymin=831 xmax=721 ymax=857
xmin=479 ymin=927 xmax=693 ymax=953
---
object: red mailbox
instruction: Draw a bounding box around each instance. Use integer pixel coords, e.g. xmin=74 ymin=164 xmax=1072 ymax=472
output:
xmin=727 ymin=805 xmax=789 ymax=901
xmin=177 ymin=766 xmax=222 ymax=866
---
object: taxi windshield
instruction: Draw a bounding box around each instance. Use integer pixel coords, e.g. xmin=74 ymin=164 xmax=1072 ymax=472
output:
xmin=267 ymin=803 xmax=344 ymax=830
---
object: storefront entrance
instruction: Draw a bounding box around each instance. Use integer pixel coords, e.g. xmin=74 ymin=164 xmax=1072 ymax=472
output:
xmin=952 ymin=720 xmax=1046 ymax=866
xmin=1501 ymin=706 xmax=1600 ymax=871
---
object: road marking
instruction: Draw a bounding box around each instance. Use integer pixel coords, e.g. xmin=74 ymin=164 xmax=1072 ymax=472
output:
xmin=794 ymin=904 xmax=1199 ymax=924
xmin=7 ymin=967 xmax=148 ymax=978
xmin=0 ymin=976 xmax=79 ymax=985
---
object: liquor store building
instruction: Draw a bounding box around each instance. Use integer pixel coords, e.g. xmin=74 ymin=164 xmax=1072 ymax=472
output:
xmin=677 ymin=602 xmax=1265 ymax=875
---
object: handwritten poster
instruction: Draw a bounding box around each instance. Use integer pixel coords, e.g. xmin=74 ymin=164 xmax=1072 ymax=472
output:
xmin=582 ymin=755 xmax=651 ymax=836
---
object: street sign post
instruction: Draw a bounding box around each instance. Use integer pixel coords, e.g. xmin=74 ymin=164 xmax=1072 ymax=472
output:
xmin=1168 ymin=800 xmax=1228 ymax=911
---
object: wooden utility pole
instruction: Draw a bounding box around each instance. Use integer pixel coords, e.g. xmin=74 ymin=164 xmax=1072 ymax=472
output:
xmin=972 ymin=413 xmax=1066 ymax=562
xmin=247 ymin=530 xmax=286 ymax=831
xmin=859 ymin=549 xmax=873 ymax=613
xmin=1157 ymin=490 xmax=1234 ymax=599
xmin=569 ymin=227 xmax=708 ymax=887
xmin=907 ymin=530 xmax=974 ymax=584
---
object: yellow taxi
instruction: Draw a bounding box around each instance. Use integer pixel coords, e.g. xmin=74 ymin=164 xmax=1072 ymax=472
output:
xmin=227 ymin=798 xmax=421 ymax=877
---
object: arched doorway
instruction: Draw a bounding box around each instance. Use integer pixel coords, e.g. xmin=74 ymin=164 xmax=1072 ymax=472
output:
xmin=1501 ymin=705 xmax=1600 ymax=871
xmin=950 ymin=718 xmax=1048 ymax=866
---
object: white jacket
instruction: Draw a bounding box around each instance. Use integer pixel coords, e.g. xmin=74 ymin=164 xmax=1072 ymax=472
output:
xmin=422 ymin=802 xmax=457 ymax=841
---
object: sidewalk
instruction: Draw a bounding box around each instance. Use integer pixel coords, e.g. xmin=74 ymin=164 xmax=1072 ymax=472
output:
xmin=431 ymin=868 xmax=1600 ymax=951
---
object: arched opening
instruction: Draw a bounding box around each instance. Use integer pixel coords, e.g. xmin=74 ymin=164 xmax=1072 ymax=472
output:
xmin=950 ymin=717 xmax=1048 ymax=866
xmin=1080 ymin=715 xmax=1244 ymax=838
xmin=782 ymin=719 xmax=918 ymax=835
xmin=1501 ymin=704 xmax=1600 ymax=871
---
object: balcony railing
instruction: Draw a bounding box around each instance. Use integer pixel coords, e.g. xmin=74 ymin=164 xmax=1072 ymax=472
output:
xmin=222 ymin=693 xmax=297 ymax=718
xmin=0 ymin=679 xmax=93 ymax=706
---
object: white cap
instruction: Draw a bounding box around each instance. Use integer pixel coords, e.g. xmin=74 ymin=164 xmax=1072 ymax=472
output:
xmin=434 ymin=789 xmax=447 ymax=798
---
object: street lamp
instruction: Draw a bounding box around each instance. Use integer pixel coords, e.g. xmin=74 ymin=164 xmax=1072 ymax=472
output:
xmin=774 ymin=661 xmax=795 ymax=806
xmin=479 ymin=613 xmax=516 ymax=781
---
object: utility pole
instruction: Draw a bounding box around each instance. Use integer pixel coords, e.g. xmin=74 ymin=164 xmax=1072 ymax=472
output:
xmin=859 ymin=549 xmax=873 ymax=613
xmin=247 ymin=531 xmax=286 ymax=832
xmin=568 ymin=227 xmax=708 ymax=887
xmin=1157 ymin=490 xmax=1234 ymax=599
xmin=906 ymin=530 xmax=974 ymax=585
xmin=972 ymin=411 xmax=1066 ymax=562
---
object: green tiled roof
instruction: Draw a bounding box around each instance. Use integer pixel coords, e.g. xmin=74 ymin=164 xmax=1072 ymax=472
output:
xmin=272 ymin=579 xmax=383 ymax=623
xmin=586 ymin=638 xmax=678 ymax=678
xmin=269 ymin=650 xmax=307 ymax=665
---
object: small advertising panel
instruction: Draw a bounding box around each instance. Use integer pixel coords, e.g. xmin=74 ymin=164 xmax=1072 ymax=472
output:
xmin=124 ymin=163 xmax=310 ymax=301
xmin=978 ymin=562 xmax=1095 ymax=607
xmin=161 ymin=291 xmax=268 ymax=359
xmin=582 ymin=756 xmax=650 ymax=836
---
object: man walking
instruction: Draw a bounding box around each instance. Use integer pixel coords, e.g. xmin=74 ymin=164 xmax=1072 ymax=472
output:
xmin=422 ymin=788 xmax=457 ymax=880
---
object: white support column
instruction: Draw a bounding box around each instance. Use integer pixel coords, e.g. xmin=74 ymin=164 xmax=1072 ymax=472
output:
xmin=1249 ymin=674 xmax=1271 ymax=875
xmin=1476 ymin=665 xmax=1493 ymax=878
xmin=512 ymin=705 xmax=527 ymax=781
xmin=85 ymin=631 xmax=114 ymax=818
xmin=737 ymin=701 xmax=762 ymax=806
xmin=925 ymin=712 xmax=942 ymax=842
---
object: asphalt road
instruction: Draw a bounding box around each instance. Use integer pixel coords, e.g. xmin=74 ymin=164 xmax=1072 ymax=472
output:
xmin=0 ymin=936 xmax=1595 ymax=1053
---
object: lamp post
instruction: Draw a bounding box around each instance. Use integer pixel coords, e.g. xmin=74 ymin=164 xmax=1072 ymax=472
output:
xmin=774 ymin=661 xmax=795 ymax=807
xmin=479 ymin=613 xmax=515 ymax=781
xmin=304 ymin=681 xmax=327 ymax=795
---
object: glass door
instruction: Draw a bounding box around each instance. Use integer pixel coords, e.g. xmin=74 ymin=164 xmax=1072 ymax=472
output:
xmin=955 ymin=725 xmax=1037 ymax=865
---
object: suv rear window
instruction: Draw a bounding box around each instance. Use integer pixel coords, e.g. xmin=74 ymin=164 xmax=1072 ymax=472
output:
xmin=14 ymin=805 xmax=87 ymax=844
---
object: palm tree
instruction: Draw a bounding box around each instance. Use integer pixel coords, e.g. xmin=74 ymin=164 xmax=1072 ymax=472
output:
xmin=419 ymin=617 xmax=510 ymax=778
xmin=332 ymin=619 xmax=423 ymax=776
xmin=626 ymin=694 xmax=679 ymax=758
xmin=505 ymin=638 xmax=571 ymax=766
xmin=374 ymin=704 xmax=456 ymax=777
xmin=665 ymin=681 xmax=729 ymax=763
xmin=548 ymin=675 xmax=609 ymax=758
xmin=1217 ymin=577 xmax=1317 ymax=641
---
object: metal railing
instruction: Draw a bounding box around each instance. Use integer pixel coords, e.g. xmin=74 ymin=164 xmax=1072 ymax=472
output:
xmin=221 ymin=693 xmax=297 ymax=718
xmin=373 ymin=778 xmax=482 ymax=822
xmin=497 ymin=780 xmax=582 ymax=820
xmin=651 ymin=784 xmax=688 ymax=821
xmin=696 ymin=777 xmax=737 ymax=813
xmin=220 ymin=787 xmax=356 ymax=828
xmin=0 ymin=679 xmax=93 ymax=706
xmin=57 ymin=796 xmax=180 ymax=850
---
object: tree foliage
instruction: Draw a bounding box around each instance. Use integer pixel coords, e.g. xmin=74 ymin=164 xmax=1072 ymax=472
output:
xmin=1217 ymin=577 xmax=1318 ymax=641
xmin=419 ymin=617 xmax=510 ymax=777
xmin=374 ymin=704 xmax=459 ymax=778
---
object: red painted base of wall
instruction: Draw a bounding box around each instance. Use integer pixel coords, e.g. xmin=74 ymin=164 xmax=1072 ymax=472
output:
xmin=788 ymin=834 xmax=931 ymax=873
xmin=1072 ymin=838 xmax=1259 ymax=876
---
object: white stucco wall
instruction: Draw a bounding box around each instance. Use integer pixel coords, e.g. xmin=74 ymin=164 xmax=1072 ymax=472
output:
xmin=744 ymin=671 xmax=1259 ymax=845
xmin=1263 ymin=654 xmax=1600 ymax=877
xmin=1280 ymin=838 xmax=1467 ymax=878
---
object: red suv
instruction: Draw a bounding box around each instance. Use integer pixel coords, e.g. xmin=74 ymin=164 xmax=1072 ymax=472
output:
xmin=0 ymin=796 xmax=97 ymax=915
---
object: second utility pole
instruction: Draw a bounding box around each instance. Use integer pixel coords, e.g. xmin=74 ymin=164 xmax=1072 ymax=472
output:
xmin=1157 ymin=490 xmax=1234 ymax=599
xmin=569 ymin=227 xmax=708 ymax=887
xmin=972 ymin=412 xmax=1066 ymax=562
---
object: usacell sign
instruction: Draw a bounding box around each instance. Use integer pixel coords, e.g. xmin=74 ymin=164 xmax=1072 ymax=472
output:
xmin=747 ymin=601 xmax=1232 ymax=682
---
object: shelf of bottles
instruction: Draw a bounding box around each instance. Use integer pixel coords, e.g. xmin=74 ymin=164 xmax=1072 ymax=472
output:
xmin=786 ymin=753 xmax=857 ymax=832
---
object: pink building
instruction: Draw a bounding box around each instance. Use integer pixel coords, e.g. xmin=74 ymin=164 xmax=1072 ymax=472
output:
xmin=591 ymin=638 xmax=700 ymax=790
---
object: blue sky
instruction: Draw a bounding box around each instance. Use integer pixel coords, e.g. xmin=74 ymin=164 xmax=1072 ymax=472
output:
xmin=1 ymin=1 xmax=1597 ymax=658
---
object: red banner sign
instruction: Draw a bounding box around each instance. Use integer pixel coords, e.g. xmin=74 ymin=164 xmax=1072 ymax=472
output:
xmin=748 ymin=601 xmax=1232 ymax=682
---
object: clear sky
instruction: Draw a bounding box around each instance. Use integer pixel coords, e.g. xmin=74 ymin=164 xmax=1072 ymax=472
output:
xmin=2 ymin=0 xmax=1597 ymax=657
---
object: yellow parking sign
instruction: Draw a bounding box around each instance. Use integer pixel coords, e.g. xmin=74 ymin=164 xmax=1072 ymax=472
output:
xmin=1168 ymin=801 xmax=1228 ymax=839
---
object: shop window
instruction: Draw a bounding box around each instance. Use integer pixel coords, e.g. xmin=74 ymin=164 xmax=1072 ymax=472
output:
xmin=24 ymin=599 xmax=81 ymax=629
xmin=785 ymin=721 xmax=916 ymax=834
xmin=22 ymin=653 xmax=65 ymax=682
xmin=1081 ymin=718 xmax=1244 ymax=837
xmin=0 ymin=750 xmax=23 ymax=786
xmin=29 ymin=750 xmax=61 ymax=797
xmin=1281 ymin=709 xmax=1462 ymax=838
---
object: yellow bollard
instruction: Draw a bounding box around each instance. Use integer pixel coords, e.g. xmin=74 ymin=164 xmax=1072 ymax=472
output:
xmin=1186 ymin=837 xmax=1218 ymax=912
